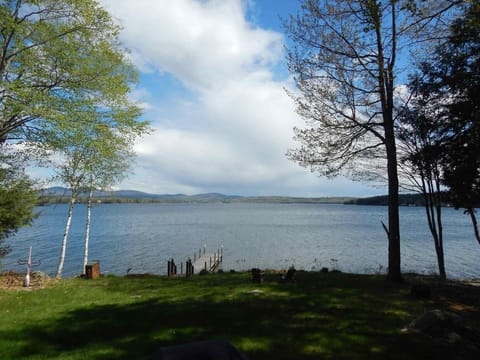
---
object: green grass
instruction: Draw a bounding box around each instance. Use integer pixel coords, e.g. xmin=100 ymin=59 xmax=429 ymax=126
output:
xmin=0 ymin=271 xmax=476 ymax=359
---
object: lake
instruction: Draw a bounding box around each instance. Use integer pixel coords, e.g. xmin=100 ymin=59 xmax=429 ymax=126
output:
xmin=2 ymin=202 xmax=479 ymax=279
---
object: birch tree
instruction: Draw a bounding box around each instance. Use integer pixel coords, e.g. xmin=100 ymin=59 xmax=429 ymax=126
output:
xmin=80 ymin=129 xmax=134 ymax=276
xmin=55 ymin=149 xmax=83 ymax=279
xmin=0 ymin=0 xmax=147 ymax=245
xmin=285 ymin=0 xmax=461 ymax=281
xmin=51 ymin=104 xmax=148 ymax=278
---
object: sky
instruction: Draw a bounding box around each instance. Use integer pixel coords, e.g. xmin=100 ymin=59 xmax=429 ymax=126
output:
xmin=96 ymin=0 xmax=385 ymax=197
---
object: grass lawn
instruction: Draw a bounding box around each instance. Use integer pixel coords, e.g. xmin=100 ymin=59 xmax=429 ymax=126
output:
xmin=0 ymin=271 xmax=479 ymax=359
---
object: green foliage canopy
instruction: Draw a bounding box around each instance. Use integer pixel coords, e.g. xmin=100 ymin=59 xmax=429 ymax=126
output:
xmin=0 ymin=0 xmax=145 ymax=148
xmin=0 ymin=158 xmax=38 ymax=256
xmin=0 ymin=0 xmax=150 ymax=259
xmin=396 ymin=2 xmax=479 ymax=254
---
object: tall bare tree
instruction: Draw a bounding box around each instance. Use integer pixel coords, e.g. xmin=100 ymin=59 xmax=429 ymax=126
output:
xmin=397 ymin=102 xmax=447 ymax=279
xmin=285 ymin=0 xmax=461 ymax=281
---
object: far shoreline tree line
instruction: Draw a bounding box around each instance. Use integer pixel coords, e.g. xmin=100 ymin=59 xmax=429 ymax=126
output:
xmin=36 ymin=190 xmax=478 ymax=207
xmin=1 ymin=0 xmax=479 ymax=282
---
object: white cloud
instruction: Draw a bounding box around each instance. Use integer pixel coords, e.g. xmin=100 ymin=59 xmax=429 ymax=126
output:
xmin=98 ymin=0 xmax=380 ymax=196
xmin=102 ymin=0 xmax=283 ymax=91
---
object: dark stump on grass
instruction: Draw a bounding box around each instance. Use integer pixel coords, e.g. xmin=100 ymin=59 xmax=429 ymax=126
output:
xmin=251 ymin=268 xmax=264 ymax=284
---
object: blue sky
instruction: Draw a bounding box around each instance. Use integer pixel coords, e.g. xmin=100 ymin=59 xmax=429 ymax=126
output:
xmin=97 ymin=0 xmax=385 ymax=197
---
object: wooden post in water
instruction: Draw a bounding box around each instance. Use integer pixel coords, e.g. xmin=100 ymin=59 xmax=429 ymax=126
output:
xmin=186 ymin=259 xmax=194 ymax=277
xmin=167 ymin=258 xmax=177 ymax=277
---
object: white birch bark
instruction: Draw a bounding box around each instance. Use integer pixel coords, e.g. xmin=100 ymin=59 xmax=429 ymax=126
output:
xmin=82 ymin=186 xmax=93 ymax=275
xmin=56 ymin=194 xmax=75 ymax=279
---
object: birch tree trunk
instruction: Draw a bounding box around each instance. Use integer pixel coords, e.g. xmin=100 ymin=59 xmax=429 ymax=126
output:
xmin=56 ymin=194 xmax=76 ymax=279
xmin=82 ymin=186 xmax=93 ymax=275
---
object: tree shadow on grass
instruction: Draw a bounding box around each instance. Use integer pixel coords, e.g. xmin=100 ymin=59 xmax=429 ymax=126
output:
xmin=0 ymin=272 xmax=470 ymax=359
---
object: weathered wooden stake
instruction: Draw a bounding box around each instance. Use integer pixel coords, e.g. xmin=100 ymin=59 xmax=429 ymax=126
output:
xmin=18 ymin=246 xmax=40 ymax=287
xmin=167 ymin=258 xmax=177 ymax=276
xmin=186 ymin=259 xmax=194 ymax=277
xmin=24 ymin=246 xmax=32 ymax=287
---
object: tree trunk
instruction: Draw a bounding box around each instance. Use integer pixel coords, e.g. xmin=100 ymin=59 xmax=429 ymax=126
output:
xmin=376 ymin=3 xmax=402 ymax=283
xmin=432 ymin=204 xmax=446 ymax=280
xmin=82 ymin=187 xmax=93 ymax=275
xmin=383 ymin=68 xmax=401 ymax=282
xmin=467 ymin=208 xmax=480 ymax=245
xmin=56 ymin=194 xmax=75 ymax=279
xmin=433 ymin=181 xmax=446 ymax=280
xmin=385 ymin=137 xmax=402 ymax=282
xmin=420 ymin=174 xmax=446 ymax=280
xmin=428 ymin=202 xmax=446 ymax=279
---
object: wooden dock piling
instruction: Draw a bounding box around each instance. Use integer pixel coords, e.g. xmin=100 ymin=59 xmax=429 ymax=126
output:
xmin=167 ymin=245 xmax=223 ymax=276
xmin=167 ymin=259 xmax=177 ymax=277
xmin=193 ymin=245 xmax=222 ymax=273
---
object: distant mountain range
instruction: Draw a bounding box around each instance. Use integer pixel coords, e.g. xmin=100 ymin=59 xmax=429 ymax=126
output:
xmin=40 ymin=186 xmax=433 ymax=206
xmin=39 ymin=186 xmax=355 ymax=204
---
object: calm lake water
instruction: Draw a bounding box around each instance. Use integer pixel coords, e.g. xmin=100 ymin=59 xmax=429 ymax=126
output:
xmin=2 ymin=203 xmax=479 ymax=279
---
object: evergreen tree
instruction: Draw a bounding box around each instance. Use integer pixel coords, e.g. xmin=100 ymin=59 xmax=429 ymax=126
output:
xmin=0 ymin=154 xmax=38 ymax=258
xmin=414 ymin=3 xmax=480 ymax=244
